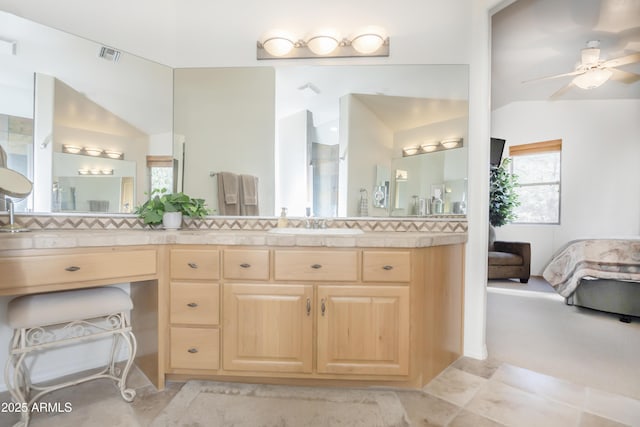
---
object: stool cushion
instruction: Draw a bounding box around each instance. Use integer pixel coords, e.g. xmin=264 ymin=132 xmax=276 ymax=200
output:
xmin=7 ymin=287 xmax=133 ymax=329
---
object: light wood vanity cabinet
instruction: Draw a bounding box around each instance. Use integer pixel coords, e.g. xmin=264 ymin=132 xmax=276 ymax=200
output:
xmin=223 ymin=283 xmax=313 ymax=373
xmin=168 ymin=248 xmax=221 ymax=370
xmin=165 ymin=244 xmax=464 ymax=388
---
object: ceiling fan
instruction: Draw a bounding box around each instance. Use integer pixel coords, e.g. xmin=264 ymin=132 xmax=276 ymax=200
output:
xmin=524 ymin=40 xmax=640 ymax=98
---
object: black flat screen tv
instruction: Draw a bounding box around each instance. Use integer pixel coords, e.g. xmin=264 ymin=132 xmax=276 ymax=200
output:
xmin=490 ymin=138 xmax=506 ymax=168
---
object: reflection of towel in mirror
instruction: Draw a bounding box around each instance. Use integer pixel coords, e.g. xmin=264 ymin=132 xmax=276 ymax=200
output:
xmin=0 ymin=145 xmax=6 ymax=168
xmin=217 ymin=172 xmax=239 ymax=215
xmin=240 ymin=174 xmax=259 ymax=216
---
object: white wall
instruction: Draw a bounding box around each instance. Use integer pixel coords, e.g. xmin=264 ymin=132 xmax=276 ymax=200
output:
xmin=344 ymin=95 xmax=394 ymax=217
xmin=277 ymin=110 xmax=311 ymax=216
xmin=492 ymin=99 xmax=640 ymax=274
xmin=174 ymin=67 xmax=276 ymax=215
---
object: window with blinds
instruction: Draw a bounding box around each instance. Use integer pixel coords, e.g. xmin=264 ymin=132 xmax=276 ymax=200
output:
xmin=509 ymin=139 xmax=561 ymax=224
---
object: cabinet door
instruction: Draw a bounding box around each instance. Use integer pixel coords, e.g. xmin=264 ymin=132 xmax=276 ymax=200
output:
xmin=317 ymin=285 xmax=409 ymax=376
xmin=223 ymin=283 xmax=313 ymax=373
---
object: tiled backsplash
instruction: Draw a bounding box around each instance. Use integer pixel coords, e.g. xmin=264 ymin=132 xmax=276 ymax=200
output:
xmin=2 ymin=214 xmax=467 ymax=233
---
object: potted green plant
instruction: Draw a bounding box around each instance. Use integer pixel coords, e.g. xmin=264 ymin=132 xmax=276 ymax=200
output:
xmin=135 ymin=188 xmax=209 ymax=229
xmin=489 ymin=158 xmax=520 ymax=227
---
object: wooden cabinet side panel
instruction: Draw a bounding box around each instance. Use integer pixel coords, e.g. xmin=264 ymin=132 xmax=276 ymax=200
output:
xmin=421 ymin=244 xmax=465 ymax=384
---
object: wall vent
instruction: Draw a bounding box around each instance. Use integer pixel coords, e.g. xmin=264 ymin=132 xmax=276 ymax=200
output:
xmin=98 ymin=46 xmax=121 ymax=62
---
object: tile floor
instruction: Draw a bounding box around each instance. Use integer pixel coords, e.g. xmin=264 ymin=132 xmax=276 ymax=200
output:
xmin=1 ymin=356 xmax=638 ymax=426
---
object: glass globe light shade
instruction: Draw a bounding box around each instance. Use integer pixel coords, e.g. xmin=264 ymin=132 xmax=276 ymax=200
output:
xmin=306 ymin=35 xmax=339 ymax=55
xmin=262 ymin=37 xmax=295 ymax=57
xmin=351 ymin=33 xmax=384 ymax=54
xmin=573 ymin=68 xmax=612 ymax=90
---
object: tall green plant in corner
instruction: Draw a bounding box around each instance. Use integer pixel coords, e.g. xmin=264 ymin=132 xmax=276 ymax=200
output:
xmin=489 ymin=158 xmax=520 ymax=227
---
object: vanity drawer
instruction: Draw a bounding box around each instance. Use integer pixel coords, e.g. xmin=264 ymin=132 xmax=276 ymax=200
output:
xmin=170 ymin=327 xmax=220 ymax=370
xmin=170 ymin=282 xmax=219 ymax=325
xmin=362 ymin=251 xmax=411 ymax=283
xmin=171 ymin=249 xmax=220 ymax=280
xmin=0 ymin=249 xmax=157 ymax=291
xmin=223 ymin=249 xmax=269 ymax=280
xmin=274 ymin=250 xmax=358 ymax=281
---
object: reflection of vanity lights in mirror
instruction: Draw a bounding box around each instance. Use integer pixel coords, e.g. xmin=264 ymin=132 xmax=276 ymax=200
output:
xmin=441 ymin=138 xmax=462 ymax=149
xmin=403 ymin=138 xmax=464 ymax=157
xmin=421 ymin=142 xmax=439 ymax=152
xmin=77 ymin=168 xmax=113 ymax=175
xmin=63 ymin=145 xmax=123 ymax=160
xmin=84 ymin=147 xmax=103 ymax=156
xmin=258 ymin=28 xmax=389 ymax=59
xmin=402 ymin=146 xmax=420 ymax=156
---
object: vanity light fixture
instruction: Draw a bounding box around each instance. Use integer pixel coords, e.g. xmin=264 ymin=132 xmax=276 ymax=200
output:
xmin=441 ymin=138 xmax=462 ymax=149
xmin=403 ymin=138 xmax=464 ymax=157
xmin=63 ymin=145 xmax=124 ymax=160
xmin=421 ymin=142 xmax=439 ymax=152
xmin=402 ymin=146 xmax=420 ymax=156
xmin=63 ymin=145 xmax=82 ymax=154
xmin=257 ymin=28 xmax=389 ymax=60
xmin=104 ymin=150 xmax=123 ymax=159
xmin=78 ymin=168 xmax=113 ymax=175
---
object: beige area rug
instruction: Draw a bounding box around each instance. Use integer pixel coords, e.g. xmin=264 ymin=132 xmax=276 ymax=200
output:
xmin=151 ymin=380 xmax=409 ymax=427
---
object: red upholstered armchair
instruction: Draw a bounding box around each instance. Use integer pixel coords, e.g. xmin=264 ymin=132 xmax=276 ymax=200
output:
xmin=488 ymin=228 xmax=531 ymax=283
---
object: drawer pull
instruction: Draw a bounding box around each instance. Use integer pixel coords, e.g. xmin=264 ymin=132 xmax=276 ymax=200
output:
xmin=311 ymin=264 xmax=322 ymax=269
xmin=306 ymin=298 xmax=311 ymax=316
xmin=187 ymin=348 xmax=198 ymax=354
xmin=187 ymin=302 xmax=198 ymax=308
xmin=187 ymin=262 xmax=198 ymax=269
xmin=240 ymin=263 xmax=251 ymax=269
xmin=321 ymin=298 xmax=326 ymax=316
xmin=65 ymin=266 xmax=81 ymax=272
xmin=382 ymin=265 xmax=394 ymax=271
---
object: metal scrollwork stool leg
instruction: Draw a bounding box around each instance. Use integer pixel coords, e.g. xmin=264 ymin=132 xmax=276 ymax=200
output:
xmin=4 ymin=287 xmax=138 ymax=427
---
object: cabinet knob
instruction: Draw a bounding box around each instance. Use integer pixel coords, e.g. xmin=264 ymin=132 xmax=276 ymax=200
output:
xmin=187 ymin=302 xmax=198 ymax=308
xmin=187 ymin=348 xmax=198 ymax=354
xmin=382 ymin=265 xmax=394 ymax=270
xmin=311 ymin=264 xmax=322 ymax=269
xmin=188 ymin=262 xmax=198 ymax=269
xmin=240 ymin=263 xmax=251 ymax=269
xmin=65 ymin=266 xmax=81 ymax=272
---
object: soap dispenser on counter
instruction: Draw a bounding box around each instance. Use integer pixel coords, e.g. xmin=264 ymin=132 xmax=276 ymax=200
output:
xmin=278 ymin=207 xmax=289 ymax=228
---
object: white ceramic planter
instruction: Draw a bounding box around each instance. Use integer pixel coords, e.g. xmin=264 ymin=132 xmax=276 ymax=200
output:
xmin=162 ymin=212 xmax=182 ymax=230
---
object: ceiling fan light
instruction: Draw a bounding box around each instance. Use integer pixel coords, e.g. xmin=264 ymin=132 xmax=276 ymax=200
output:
xmin=573 ymin=68 xmax=612 ymax=89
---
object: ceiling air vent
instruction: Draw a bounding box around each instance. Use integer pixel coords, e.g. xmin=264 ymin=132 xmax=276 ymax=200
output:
xmin=98 ymin=46 xmax=121 ymax=62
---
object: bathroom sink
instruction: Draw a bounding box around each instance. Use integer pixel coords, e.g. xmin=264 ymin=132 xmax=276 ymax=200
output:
xmin=268 ymin=227 xmax=364 ymax=236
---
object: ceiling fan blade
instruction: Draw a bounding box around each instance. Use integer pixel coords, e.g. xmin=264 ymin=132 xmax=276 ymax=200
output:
xmin=549 ymin=82 xmax=574 ymax=100
xmin=522 ymin=70 xmax=583 ymax=84
xmin=601 ymin=52 xmax=640 ymax=68
xmin=609 ymin=68 xmax=640 ymax=84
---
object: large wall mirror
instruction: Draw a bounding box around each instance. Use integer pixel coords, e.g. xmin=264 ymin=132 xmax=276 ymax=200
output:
xmin=1 ymin=10 xmax=468 ymax=220
xmin=0 ymin=11 xmax=173 ymax=214
xmin=174 ymin=65 xmax=469 ymax=218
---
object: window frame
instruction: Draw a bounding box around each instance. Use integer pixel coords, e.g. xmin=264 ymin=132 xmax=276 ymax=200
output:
xmin=509 ymin=139 xmax=562 ymax=225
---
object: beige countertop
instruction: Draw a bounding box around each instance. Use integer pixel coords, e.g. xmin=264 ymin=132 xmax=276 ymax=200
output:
xmin=0 ymin=229 xmax=467 ymax=251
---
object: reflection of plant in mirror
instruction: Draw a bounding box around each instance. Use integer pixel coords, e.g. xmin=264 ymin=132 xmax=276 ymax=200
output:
xmin=135 ymin=188 xmax=209 ymax=225
xmin=489 ymin=158 xmax=520 ymax=227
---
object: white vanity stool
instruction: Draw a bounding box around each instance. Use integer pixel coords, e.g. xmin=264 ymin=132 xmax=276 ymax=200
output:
xmin=4 ymin=287 xmax=137 ymax=427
